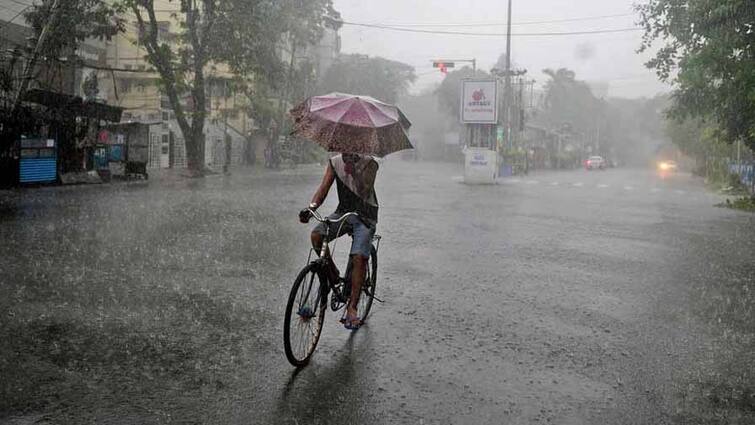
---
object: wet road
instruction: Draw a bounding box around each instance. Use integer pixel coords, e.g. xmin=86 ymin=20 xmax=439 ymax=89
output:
xmin=1 ymin=161 xmax=754 ymax=424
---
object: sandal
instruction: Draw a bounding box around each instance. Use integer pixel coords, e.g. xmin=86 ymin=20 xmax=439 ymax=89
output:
xmin=341 ymin=312 xmax=362 ymax=330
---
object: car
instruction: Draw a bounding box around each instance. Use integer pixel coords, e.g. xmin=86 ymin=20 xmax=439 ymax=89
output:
xmin=657 ymin=160 xmax=678 ymax=172
xmin=585 ymin=156 xmax=606 ymax=170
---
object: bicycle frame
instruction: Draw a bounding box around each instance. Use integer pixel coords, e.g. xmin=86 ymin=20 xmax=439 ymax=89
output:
xmin=307 ymin=209 xmax=358 ymax=263
xmin=306 ymin=209 xmax=380 ymax=283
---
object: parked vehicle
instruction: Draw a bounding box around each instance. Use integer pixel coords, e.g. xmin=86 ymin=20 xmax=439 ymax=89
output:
xmin=585 ymin=156 xmax=606 ymax=170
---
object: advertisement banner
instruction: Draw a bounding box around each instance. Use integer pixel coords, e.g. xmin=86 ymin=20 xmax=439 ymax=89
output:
xmin=460 ymin=79 xmax=498 ymax=124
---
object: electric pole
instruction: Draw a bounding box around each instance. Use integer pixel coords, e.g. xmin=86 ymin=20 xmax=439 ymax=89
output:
xmin=13 ymin=0 xmax=62 ymax=113
xmin=504 ymin=0 xmax=512 ymax=150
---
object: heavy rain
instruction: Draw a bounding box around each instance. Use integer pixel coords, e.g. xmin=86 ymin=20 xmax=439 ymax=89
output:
xmin=1 ymin=0 xmax=754 ymax=424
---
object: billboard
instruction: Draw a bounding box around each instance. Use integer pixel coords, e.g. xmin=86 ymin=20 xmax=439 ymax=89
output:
xmin=460 ymin=79 xmax=498 ymax=124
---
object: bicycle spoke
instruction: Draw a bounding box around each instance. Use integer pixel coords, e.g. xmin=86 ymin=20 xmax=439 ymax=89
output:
xmin=287 ymin=269 xmax=325 ymax=362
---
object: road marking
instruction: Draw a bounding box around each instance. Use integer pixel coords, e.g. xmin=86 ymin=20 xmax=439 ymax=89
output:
xmin=624 ymin=185 xmax=634 ymax=191
xmin=525 ymin=180 xmax=539 ymax=185
xmin=572 ymin=182 xmax=584 ymax=187
xmin=550 ymin=182 xmax=560 ymax=186
xmin=650 ymin=188 xmax=661 ymax=193
xmin=452 ymin=176 xmax=464 ymax=183
xmin=509 ymin=178 xmax=522 ymax=183
xmin=597 ymin=184 xmax=609 ymax=189
xmin=675 ymin=190 xmax=686 ymax=195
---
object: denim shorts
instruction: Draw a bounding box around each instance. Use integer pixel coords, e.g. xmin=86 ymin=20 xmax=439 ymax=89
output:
xmin=313 ymin=213 xmax=376 ymax=258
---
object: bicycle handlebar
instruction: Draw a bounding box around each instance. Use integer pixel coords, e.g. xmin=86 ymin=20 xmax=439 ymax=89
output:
xmin=307 ymin=208 xmax=359 ymax=224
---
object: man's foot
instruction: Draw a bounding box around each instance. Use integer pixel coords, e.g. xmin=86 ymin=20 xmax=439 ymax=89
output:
xmin=341 ymin=308 xmax=362 ymax=330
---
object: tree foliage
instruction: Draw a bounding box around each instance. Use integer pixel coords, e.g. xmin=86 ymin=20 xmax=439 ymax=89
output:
xmin=24 ymin=0 xmax=124 ymax=60
xmin=539 ymin=68 xmax=602 ymax=135
xmin=118 ymin=0 xmax=337 ymax=172
xmin=318 ymin=54 xmax=416 ymax=104
xmin=637 ymin=0 xmax=755 ymax=150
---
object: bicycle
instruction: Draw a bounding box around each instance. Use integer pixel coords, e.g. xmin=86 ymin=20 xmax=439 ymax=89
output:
xmin=283 ymin=209 xmax=381 ymax=367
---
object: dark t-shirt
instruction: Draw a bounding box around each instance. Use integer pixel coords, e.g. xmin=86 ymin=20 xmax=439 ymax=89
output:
xmin=329 ymin=154 xmax=379 ymax=225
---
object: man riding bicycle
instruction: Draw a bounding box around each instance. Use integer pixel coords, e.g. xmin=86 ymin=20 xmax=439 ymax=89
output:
xmin=299 ymin=152 xmax=379 ymax=330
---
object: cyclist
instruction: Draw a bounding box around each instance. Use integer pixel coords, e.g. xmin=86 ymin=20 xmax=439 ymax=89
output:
xmin=299 ymin=152 xmax=379 ymax=330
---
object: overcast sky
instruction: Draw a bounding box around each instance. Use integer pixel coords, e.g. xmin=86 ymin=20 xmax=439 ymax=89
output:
xmin=333 ymin=0 xmax=670 ymax=99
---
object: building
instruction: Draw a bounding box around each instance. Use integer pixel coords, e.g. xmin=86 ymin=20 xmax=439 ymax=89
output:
xmin=0 ymin=2 xmax=123 ymax=184
xmin=98 ymin=2 xmax=340 ymax=170
xmin=91 ymin=1 xmax=252 ymax=170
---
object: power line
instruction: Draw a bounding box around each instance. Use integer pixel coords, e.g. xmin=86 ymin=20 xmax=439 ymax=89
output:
xmin=0 ymin=4 xmax=28 ymax=15
xmin=0 ymin=4 xmax=34 ymax=30
xmin=6 ymin=0 xmax=35 ymax=8
xmin=359 ymin=13 xmax=634 ymax=28
xmin=338 ymin=20 xmax=641 ymax=37
xmin=0 ymin=33 xmax=157 ymax=74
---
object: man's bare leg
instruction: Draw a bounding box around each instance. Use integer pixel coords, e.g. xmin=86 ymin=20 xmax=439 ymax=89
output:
xmin=346 ymin=254 xmax=367 ymax=323
xmin=311 ymin=231 xmax=339 ymax=282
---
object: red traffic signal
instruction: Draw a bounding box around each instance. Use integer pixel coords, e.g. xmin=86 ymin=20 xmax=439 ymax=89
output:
xmin=432 ymin=61 xmax=455 ymax=74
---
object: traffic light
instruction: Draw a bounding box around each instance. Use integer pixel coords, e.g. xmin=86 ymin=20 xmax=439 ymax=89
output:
xmin=432 ymin=61 xmax=455 ymax=75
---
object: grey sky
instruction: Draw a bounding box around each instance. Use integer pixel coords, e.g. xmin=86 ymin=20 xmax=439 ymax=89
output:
xmin=333 ymin=0 xmax=670 ymax=99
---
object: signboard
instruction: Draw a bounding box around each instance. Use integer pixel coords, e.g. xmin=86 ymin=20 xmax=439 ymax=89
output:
xmin=460 ymin=79 xmax=498 ymax=124
xmin=464 ymin=147 xmax=498 ymax=184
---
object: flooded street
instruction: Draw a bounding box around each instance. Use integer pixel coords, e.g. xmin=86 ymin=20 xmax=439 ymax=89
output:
xmin=1 ymin=161 xmax=753 ymax=424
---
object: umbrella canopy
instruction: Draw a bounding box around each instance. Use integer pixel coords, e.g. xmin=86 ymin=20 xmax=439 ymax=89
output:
xmin=289 ymin=93 xmax=413 ymax=157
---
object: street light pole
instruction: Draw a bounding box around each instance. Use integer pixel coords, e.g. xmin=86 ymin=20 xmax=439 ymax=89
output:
xmin=13 ymin=0 xmax=62 ymax=113
xmin=504 ymin=0 xmax=513 ymax=150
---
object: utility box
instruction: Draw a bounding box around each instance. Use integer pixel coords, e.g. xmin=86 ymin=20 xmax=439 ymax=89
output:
xmin=464 ymin=147 xmax=498 ymax=184
xmin=19 ymin=138 xmax=57 ymax=184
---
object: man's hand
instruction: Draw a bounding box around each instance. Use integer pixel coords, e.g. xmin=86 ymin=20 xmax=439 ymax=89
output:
xmin=299 ymin=208 xmax=313 ymax=223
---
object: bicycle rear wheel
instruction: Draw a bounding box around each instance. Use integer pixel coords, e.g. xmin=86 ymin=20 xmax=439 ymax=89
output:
xmin=357 ymin=246 xmax=378 ymax=323
xmin=284 ymin=263 xmax=327 ymax=367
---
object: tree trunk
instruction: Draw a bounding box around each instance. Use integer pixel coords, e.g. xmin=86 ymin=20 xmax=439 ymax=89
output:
xmin=131 ymin=0 xmax=212 ymax=176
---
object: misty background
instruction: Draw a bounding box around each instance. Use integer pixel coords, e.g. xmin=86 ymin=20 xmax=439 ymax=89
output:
xmin=328 ymin=0 xmax=672 ymax=167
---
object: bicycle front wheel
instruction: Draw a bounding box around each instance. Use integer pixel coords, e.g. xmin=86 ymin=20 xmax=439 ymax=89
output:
xmin=284 ymin=263 xmax=327 ymax=367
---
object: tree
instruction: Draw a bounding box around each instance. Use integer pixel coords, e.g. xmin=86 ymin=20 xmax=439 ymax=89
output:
xmin=121 ymin=0 xmax=337 ymax=174
xmin=535 ymin=67 xmax=608 ymax=162
xmin=637 ymin=0 xmax=755 ymax=150
xmin=24 ymin=0 xmax=124 ymax=61
xmin=0 ymin=0 xmax=123 ymax=148
xmin=318 ymin=54 xmax=416 ymax=104
xmin=539 ymin=68 xmax=600 ymax=134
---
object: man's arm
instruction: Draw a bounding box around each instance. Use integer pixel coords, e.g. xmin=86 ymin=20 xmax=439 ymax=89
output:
xmin=310 ymin=163 xmax=335 ymax=209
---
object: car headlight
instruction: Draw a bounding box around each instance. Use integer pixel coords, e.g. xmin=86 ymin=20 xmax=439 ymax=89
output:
xmin=659 ymin=162 xmax=670 ymax=170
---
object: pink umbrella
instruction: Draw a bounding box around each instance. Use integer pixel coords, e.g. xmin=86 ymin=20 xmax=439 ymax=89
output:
xmin=289 ymin=93 xmax=413 ymax=157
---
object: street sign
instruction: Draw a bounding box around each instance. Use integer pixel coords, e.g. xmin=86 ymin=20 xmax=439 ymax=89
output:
xmin=460 ymin=79 xmax=498 ymax=124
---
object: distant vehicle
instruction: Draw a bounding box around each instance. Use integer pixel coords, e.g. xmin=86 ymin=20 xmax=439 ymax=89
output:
xmin=657 ymin=160 xmax=678 ymax=172
xmin=585 ymin=156 xmax=606 ymax=170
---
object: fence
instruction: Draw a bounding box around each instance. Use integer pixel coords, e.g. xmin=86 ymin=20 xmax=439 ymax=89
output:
xmin=729 ymin=162 xmax=755 ymax=194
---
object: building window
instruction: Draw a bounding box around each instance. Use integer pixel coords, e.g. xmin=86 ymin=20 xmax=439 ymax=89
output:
xmin=120 ymin=79 xmax=132 ymax=93
xmin=161 ymin=134 xmax=169 ymax=154
xmin=162 ymin=111 xmax=170 ymax=121
xmin=157 ymin=21 xmax=171 ymax=40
